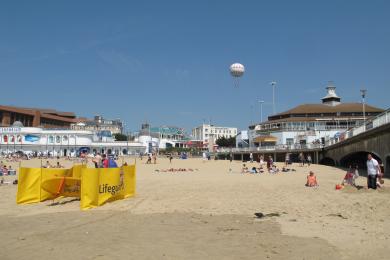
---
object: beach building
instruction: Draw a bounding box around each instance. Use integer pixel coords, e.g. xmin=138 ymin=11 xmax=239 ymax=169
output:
xmin=135 ymin=123 xmax=191 ymax=153
xmin=191 ymin=124 xmax=238 ymax=148
xmin=248 ymin=83 xmax=384 ymax=147
xmin=71 ymin=115 xmax=123 ymax=134
xmin=0 ymin=105 xmax=79 ymax=128
xmin=0 ymin=122 xmax=145 ymax=157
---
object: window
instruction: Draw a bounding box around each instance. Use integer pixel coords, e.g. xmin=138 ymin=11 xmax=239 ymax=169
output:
xmin=286 ymin=138 xmax=294 ymax=145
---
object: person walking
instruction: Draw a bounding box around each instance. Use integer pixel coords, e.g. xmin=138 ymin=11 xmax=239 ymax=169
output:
xmin=307 ymin=155 xmax=312 ymax=166
xmin=285 ymin=153 xmax=290 ymax=166
xmin=299 ymin=153 xmax=304 ymax=166
xmin=152 ymin=153 xmax=157 ymax=164
xmin=169 ymin=154 xmax=173 ymax=163
xmin=366 ymin=153 xmax=381 ymax=189
xmin=249 ymin=153 xmax=253 ymax=163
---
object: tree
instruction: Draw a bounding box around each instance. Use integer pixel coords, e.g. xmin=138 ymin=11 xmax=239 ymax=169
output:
xmin=216 ymin=136 xmax=236 ymax=147
xmin=114 ymin=133 xmax=128 ymax=141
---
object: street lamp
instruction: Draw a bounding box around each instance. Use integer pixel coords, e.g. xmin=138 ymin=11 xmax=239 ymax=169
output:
xmin=270 ymin=81 xmax=277 ymax=115
xmin=360 ymin=89 xmax=367 ymax=130
xmin=258 ymin=100 xmax=265 ymax=122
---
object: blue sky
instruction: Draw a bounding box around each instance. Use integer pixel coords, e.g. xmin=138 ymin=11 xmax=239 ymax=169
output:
xmin=0 ymin=1 xmax=389 ymax=133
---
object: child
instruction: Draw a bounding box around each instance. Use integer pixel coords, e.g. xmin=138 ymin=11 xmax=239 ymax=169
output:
xmin=306 ymin=171 xmax=318 ymax=187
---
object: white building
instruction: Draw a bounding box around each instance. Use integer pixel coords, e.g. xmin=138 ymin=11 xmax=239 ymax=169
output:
xmin=192 ymin=124 xmax=237 ymax=145
xmin=0 ymin=124 xmax=145 ymax=157
xmin=134 ymin=124 xmax=191 ymax=153
xmin=248 ymin=83 xmax=384 ymax=147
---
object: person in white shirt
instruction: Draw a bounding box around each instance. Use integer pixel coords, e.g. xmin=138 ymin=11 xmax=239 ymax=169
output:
xmin=366 ymin=153 xmax=381 ymax=189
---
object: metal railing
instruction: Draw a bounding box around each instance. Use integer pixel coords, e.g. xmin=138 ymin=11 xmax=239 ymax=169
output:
xmin=324 ymin=108 xmax=390 ymax=147
xmin=216 ymin=143 xmax=323 ymax=153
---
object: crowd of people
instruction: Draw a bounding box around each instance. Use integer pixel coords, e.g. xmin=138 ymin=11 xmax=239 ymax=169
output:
xmin=241 ymin=155 xmax=296 ymax=174
xmin=91 ymin=153 xmax=118 ymax=168
xmin=240 ymin=153 xmax=385 ymax=190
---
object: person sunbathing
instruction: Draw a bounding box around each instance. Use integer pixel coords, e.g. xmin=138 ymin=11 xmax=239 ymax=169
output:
xmin=241 ymin=164 xmax=249 ymax=173
xmin=306 ymin=171 xmax=318 ymax=187
xmin=282 ymin=167 xmax=290 ymax=172
xmin=269 ymin=165 xmax=279 ymax=174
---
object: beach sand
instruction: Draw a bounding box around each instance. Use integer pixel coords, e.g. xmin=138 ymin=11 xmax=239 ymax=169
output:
xmin=0 ymin=157 xmax=389 ymax=259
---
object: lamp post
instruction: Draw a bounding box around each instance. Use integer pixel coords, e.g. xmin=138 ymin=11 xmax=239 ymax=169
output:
xmin=270 ymin=81 xmax=277 ymax=115
xmin=360 ymin=89 xmax=367 ymax=130
xmin=258 ymin=100 xmax=265 ymax=122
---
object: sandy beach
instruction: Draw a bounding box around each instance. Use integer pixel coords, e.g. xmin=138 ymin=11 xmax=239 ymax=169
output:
xmin=1 ymin=157 xmax=389 ymax=260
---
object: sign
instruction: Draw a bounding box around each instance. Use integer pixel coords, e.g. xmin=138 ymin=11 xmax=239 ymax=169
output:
xmin=0 ymin=127 xmax=21 ymax=133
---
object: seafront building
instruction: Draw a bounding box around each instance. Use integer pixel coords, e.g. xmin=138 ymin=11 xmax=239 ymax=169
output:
xmin=0 ymin=122 xmax=144 ymax=157
xmin=71 ymin=115 xmax=124 ymax=134
xmin=248 ymin=83 xmax=384 ymax=148
xmin=192 ymin=124 xmax=238 ymax=149
xmin=0 ymin=105 xmax=80 ymax=128
xmin=135 ymin=123 xmax=192 ymax=153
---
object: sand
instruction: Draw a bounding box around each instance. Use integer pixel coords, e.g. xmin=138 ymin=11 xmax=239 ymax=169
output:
xmin=0 ymin=157 xmax=389 ymax=259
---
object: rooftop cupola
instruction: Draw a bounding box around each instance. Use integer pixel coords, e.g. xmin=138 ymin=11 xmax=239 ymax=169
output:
xmin=321 ymin=81 xmax=341 ymax=106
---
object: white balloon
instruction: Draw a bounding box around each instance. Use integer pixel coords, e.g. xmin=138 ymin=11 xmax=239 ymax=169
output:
xmin=229 ymin=63 xmax=245 ymax=77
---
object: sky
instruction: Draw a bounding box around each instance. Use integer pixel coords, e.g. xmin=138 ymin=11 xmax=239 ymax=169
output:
xmin=0 ymin=0 xmax=389 ymax=133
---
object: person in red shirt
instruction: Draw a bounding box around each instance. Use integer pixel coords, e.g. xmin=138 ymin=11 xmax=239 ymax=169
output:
xmin=102 ymin=154 xmax=109 ymax=168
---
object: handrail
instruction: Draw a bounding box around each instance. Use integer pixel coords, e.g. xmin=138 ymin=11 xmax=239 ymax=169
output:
xmin=216 ymin=143 xmax=323 ymax=153
xmin=324 ymin=108 xmax=390 ymax=147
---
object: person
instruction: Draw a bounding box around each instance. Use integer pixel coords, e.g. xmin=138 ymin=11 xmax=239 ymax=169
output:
xmin=169 ymin=154 xmax=173 ymax=163
xmin=56 ymin=162 xmax=64 ymax=168
xmin=249 ymin=153 xmax=253 ymax=163
xmin=102 ymin=154 xmax=118 ymax=168
xmin=146 ymin=154 xmax=152 ymax=164
xmin=307 ymin=155 xmax=312 ymax=166
xmin=377 ymin=163 xmax=385 ymax=188
xmin=259 ymin=155 xmax=265 ymax=167
xmin=366 ymin=153 xmax=381 ymax=189
xmin=342 ymin=165 xmax=355 ymax=186
xmin=44 ymin=161 xmax=52 ymax=168
xmin=101 ymin=154 xmax=108 ymax=168
xmin=306 ymin=171 xmax=318 ymax=187
xmin=299 ymin=153 xmax=304 ymax=166
xmin=93 ymin=153 xmax=102 ymax=168
xmin=241 ymin=164 xmax=249 ymax=173
xmin=2 ymin=165 xmax=8 ymax=176
xmin=229 ymin=152 xmax=233 ymax=163
xmin=269 ymin=165 xmax=279 ymax=174
xmin=267 ymin=156 xmax=273 ymax=170
xmin=202 ymin=152 xmax=207 ymax=162
xmin=285 ymin=153 xmax=290 ymax=166
xmin=152 ymin=153 xmax=157 ymax=164
xmin=250 ymin=166 xmax=258 ymax=174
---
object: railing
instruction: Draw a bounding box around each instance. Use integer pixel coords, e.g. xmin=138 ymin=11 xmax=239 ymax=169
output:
xmin=217 ymin=143 xmax=324 ymax=153
xmin=324 ymin=108 xmax=390 ymax=147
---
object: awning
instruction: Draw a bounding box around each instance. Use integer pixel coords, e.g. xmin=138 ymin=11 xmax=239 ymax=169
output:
xmin=253 ymin=135 xmax=277 ymax=143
